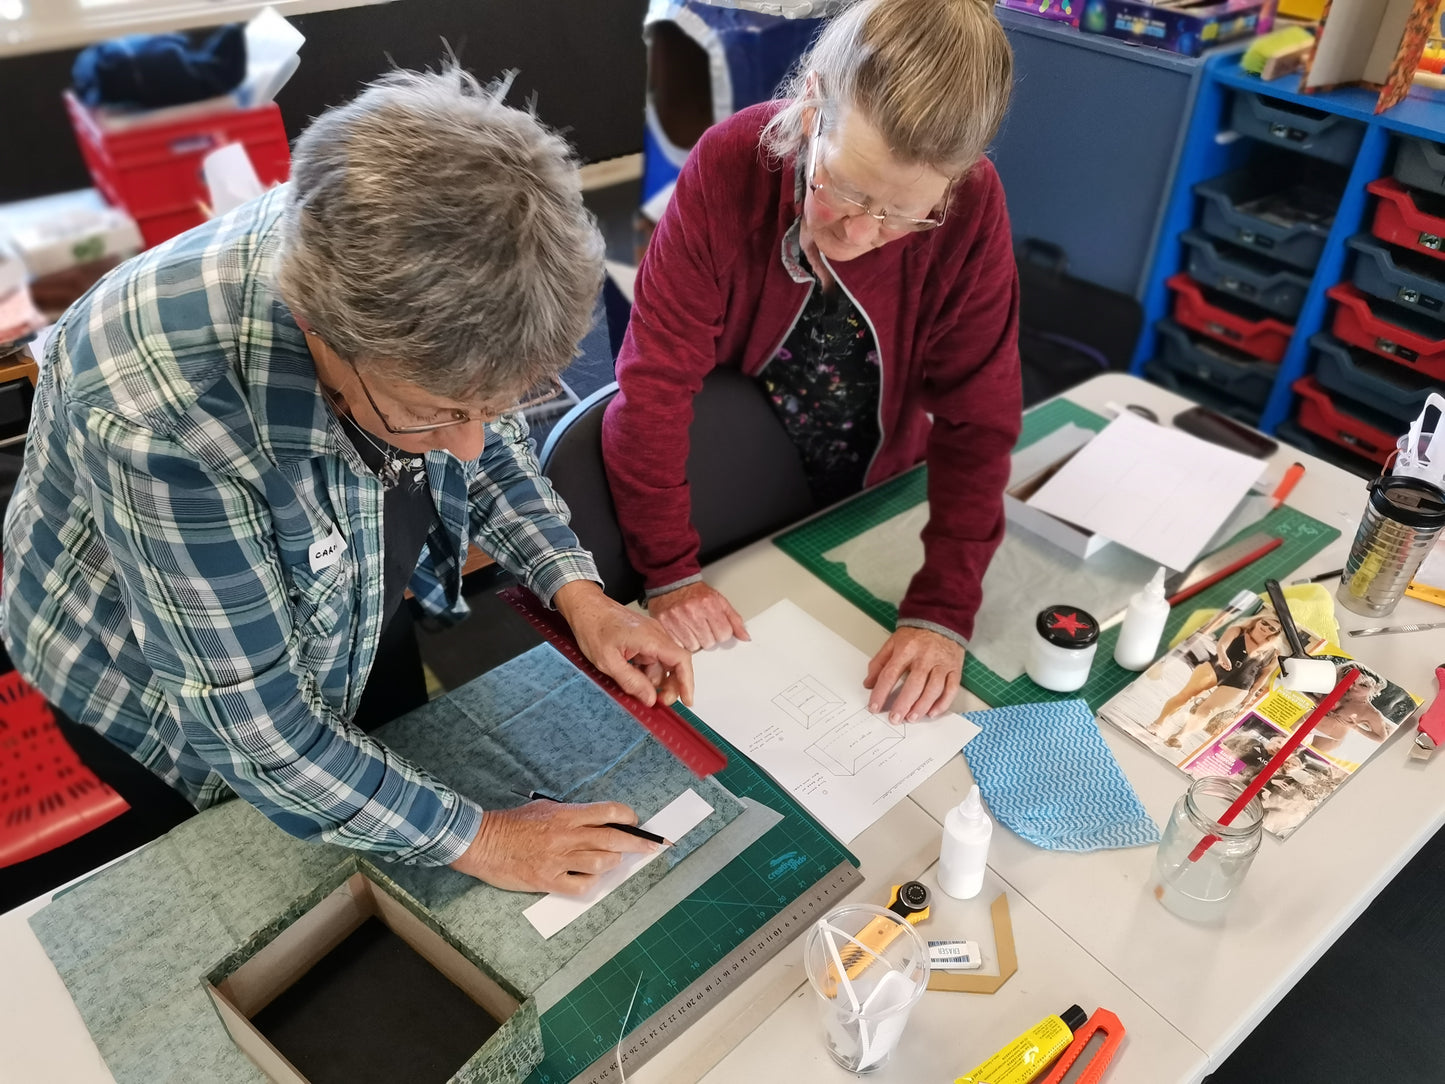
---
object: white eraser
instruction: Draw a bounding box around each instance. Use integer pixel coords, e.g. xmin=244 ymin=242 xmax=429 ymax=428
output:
xmin=927 ymin=939 xmax=982 ymax=970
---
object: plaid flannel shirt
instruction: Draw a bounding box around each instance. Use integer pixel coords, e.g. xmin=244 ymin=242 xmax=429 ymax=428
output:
xmin=1 ymin=188 xmax=600 ymax=866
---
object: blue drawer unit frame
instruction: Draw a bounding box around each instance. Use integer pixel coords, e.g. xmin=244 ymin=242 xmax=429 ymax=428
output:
xmin=1134 ymin=50 xmax=1445 ymax=436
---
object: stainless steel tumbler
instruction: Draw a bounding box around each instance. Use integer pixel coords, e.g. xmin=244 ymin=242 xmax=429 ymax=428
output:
xmin=1338 ymin=476 xmax=1445 ymax=617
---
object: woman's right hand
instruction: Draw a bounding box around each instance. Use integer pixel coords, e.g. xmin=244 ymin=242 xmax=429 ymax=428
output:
xmin=450 ymin=800 xmax=659 ymax=894
xmin=648 ymin=581 xmax=750 ymax=652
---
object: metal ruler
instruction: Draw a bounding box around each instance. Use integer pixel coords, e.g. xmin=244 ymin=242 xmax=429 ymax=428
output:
xmin=569 ymin=860 xmax=865 ymax=1084
xmin=499 ymin=584 xmax=727 ymax=776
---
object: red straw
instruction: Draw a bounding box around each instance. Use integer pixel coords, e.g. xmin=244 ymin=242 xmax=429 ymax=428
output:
xmin=1187 ymin=667 xmax=1360 ymax=862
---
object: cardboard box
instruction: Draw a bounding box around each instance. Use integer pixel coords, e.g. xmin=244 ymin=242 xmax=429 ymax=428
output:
xmin=1004 ymin=426 xmax=1115 ymax=559
xmin=205 ymin=861 xmax=542 ymax=1084
xmin=1078 ymin=0 xmax=1273 ymax=57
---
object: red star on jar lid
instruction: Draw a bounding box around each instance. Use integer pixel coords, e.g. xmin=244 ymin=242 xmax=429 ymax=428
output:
xmin=1036 ymin=605 xmax=1100 ymax=649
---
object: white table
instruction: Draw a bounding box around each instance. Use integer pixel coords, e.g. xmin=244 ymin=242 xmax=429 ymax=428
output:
xmin=3 ymin=374 xmax=1442 ymax=1084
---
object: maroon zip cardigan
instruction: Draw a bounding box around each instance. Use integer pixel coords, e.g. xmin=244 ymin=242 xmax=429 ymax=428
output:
xmin=603 ymin=102 xmax=1022 ymax=642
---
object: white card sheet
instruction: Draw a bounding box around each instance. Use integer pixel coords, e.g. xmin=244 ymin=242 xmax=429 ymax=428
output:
xmin=523 ymin=788 xmax=714 ymax=939
xmin=689 ymin=599 xmax=978 ymax=842
xmin=1026 ymin=411 xmax=1267 ymax=571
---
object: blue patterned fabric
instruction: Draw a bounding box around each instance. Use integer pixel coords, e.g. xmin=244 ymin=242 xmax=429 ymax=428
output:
xmin=964 ymin=700 xmax=1159 ymax=852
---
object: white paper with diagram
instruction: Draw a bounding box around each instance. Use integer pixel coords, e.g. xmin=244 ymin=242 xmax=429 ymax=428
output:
xmin=689 ymin=599 xmax=979 ymax=842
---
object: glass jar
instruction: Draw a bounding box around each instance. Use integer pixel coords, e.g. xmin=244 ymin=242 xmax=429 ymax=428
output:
xmin=1152 ymin=776 xmax=1263 ymax=924
xmin=1026 ymin=605 xmax=1100 ymax=692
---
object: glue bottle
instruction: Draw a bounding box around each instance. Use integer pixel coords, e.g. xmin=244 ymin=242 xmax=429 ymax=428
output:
xmin=1114 ymin=566 xmax=1170 ymax=671
xmin=938 ymin=785 xmax=992 ymax=900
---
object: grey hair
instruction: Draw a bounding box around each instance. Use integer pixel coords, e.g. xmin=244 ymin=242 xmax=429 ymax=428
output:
xmin=761 ymin=0 xmax=1013 ymax=176
xmin=277 ymin=64 xmax=605 ymax=399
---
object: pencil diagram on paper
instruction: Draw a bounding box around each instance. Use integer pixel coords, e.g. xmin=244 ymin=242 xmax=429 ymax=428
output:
xmin=773 ymin=675 xmax=848 ymax=729
xmin=769 ymin=674 xmax=905 ymax=776
xmin=806 ymin=710 xmax=905 ymax=776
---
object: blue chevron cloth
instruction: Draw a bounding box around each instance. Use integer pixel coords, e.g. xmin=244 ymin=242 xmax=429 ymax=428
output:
xmin=963 ymin=700 xmax=1159 ymax=852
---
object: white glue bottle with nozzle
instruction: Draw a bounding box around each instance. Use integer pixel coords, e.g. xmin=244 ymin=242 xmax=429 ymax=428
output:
xmin=938 ymin=785 xmax=992 ymax=900
xmin=1114 ymin=566 xmax=1170 ymax=671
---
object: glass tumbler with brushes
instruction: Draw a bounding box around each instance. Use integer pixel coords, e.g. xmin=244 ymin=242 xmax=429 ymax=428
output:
xmin=1154 ymin=589 xmax=1361 ymax=921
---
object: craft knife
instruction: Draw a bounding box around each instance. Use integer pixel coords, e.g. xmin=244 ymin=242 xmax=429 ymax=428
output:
xmin=1349 ymin=621 xmax=1445 ymax=638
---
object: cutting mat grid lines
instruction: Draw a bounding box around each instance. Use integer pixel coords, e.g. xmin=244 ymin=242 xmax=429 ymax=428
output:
xmin=527 ymin=707 xmax=857 ymax=1084
xmin=774 ymin=400 xmax=1341 ymax=712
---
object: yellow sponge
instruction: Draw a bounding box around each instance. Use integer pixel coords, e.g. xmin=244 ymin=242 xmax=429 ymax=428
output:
xmin=1241 ymin=26 xmax=1317 ymax=78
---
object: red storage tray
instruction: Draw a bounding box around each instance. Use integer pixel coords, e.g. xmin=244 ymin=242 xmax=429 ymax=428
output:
xmin=65 ymin=91 xmax=291 ymax=249
xmin=0 ymin=670 xmax=128 ymax=868
xmin=1166 ymin=273 xmax=1294 ymax=362
xmin=1366 ymin=177 xmax=1445 ymax=262
xmin=1291 ymin=376 xmax=1397 ymax=466
xmin=1327 ymin=283 xmax=1445 ymax=380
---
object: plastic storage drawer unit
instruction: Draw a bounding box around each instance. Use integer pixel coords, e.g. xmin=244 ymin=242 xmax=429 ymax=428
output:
xmin=1195 ymin=163 xmax=1343 ymax=271
xmin=1366 ymin=177 xmax=1445 ymax=261
xmin=1327 ymin=283 xmax=1445 ymax=380
xmin=1229 ymin=92 xmax=1365 ymax=166
xmin=1155 ymin=319 xmax=1279 ymax=408
xmin=1310 ymin=332 xmax=1440 ymax=427
xmin=1181 ymin=230 xmax=1312 ymax=319
xmin=1393 ymin=135 xmax=1445 ymax=196
xmin=1143 ymin=361 xmax=1260 ymax=425
xmin=1168 ymin=273 xmax=1294 ymax=361
xmin=1349 ymin=234 xmax=1445 ymax=317
xmin=1292 ymin=376 xmax=1398 ymax=466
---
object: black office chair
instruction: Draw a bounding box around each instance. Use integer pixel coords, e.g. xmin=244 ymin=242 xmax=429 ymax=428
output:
xmin=539 ymin=368 xmax=815 ymax=603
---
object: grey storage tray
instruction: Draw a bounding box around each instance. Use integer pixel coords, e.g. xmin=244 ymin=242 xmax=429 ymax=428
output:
xmin=1155 ymin=319 xmax=1279 ymax=408
xmin=1394 ymin=136 xmax=1445 ymax=196
xmin=1310 ymin=331 xmax=1439 ymax=428
xmin=1181 ymin=230 xmax=1311 ymax=319
xmin=1348 ymin=234 xmax=1445 ymax=318
xmin=1142 ymin=359 xmax=1261 ymax=426
xmin=1195 ymin=164 xmax=1341 ymax=271
xmin=1229 ymin=92 xmax=1364 ymax=166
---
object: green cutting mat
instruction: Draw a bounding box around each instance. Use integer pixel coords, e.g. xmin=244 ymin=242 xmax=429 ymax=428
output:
xmin=773 ymin=399 xmax=1342 ymax=713
xmin=527 ymin=707 xmax=857 ymax=1083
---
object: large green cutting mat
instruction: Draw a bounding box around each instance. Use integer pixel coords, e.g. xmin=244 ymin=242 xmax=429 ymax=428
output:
xmin=528 ymin=707 xmax=857 ymax=1083
xmin=774 ymin=399 xmax=1342 ymax=712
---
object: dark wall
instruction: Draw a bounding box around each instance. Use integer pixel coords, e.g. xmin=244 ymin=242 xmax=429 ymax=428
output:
xmin=0 ymin=0 xmax=649 ymax=204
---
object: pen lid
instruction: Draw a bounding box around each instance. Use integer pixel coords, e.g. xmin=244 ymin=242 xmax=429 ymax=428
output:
xmin=1036 ymin=606 xmax=1100 ymax=649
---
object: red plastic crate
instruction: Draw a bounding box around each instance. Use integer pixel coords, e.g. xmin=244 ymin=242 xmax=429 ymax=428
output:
xmin=65 ymin=91 xmax=290 ymax=249
xmin=1366 ymin=177 xmax=1445 ymax=262
xmin=1292 ymin=376 xmax=1397 ymax=466
xmin=0 ymin=670 xmax=128 ymax=868
xmin=1166 ymin=273 xmax=1294 ymax=362
xmin=1327 ymin=283 xmax=1445 ymax=380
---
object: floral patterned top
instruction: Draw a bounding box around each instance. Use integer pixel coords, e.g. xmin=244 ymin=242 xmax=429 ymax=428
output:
xmin=760 ymin=251 xmax=882 ymax=508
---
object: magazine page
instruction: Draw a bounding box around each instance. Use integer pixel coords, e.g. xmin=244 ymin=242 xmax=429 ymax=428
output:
xmin=1098 ymin=591 xmax=1419 ymax=839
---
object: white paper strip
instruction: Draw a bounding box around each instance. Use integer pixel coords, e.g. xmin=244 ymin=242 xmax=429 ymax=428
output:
xmin=523 ymin=788 xmax=714 ymax=939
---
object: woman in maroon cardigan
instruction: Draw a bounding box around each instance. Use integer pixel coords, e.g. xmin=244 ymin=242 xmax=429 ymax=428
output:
xmin=603 ymin=0 xmax=1021 ymax=723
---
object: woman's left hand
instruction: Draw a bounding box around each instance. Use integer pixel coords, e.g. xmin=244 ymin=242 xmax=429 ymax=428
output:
xmin=864 ymin=627 xmax=965 ymax=723
xmin=554 ymin=581 xmax=694 ymax=708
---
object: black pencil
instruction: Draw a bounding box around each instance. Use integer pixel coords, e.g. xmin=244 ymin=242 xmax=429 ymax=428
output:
xmin=512 ymin=788 xmax=671 ymax=846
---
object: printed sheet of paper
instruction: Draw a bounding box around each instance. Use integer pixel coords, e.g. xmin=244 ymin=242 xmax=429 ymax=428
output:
xmin=1027 ymin=411 xmax=1267 ymax=571
xmin=689 ymin=599 xmax=979 ymax=842
xmin=524 ymin=788 xmax=714 ymax=938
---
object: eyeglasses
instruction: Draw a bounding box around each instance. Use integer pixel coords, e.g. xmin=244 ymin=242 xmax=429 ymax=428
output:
xmin=349 ymin=360 xmax=564 ymax=435
xmin=806 ymin=112 xmax=950 ymax=233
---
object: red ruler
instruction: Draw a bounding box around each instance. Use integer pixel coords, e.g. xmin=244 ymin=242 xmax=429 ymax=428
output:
xmin=499 ymin=585 xmax=727 ymax=777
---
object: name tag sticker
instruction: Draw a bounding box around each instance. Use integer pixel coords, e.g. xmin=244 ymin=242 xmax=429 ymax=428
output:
xmin=308 ymin=525 xmax=347 ymax=572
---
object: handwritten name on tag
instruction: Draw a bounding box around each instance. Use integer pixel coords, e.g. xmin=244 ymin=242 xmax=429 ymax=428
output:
xmin=308 ymin=526 xmax=347 ymax=572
